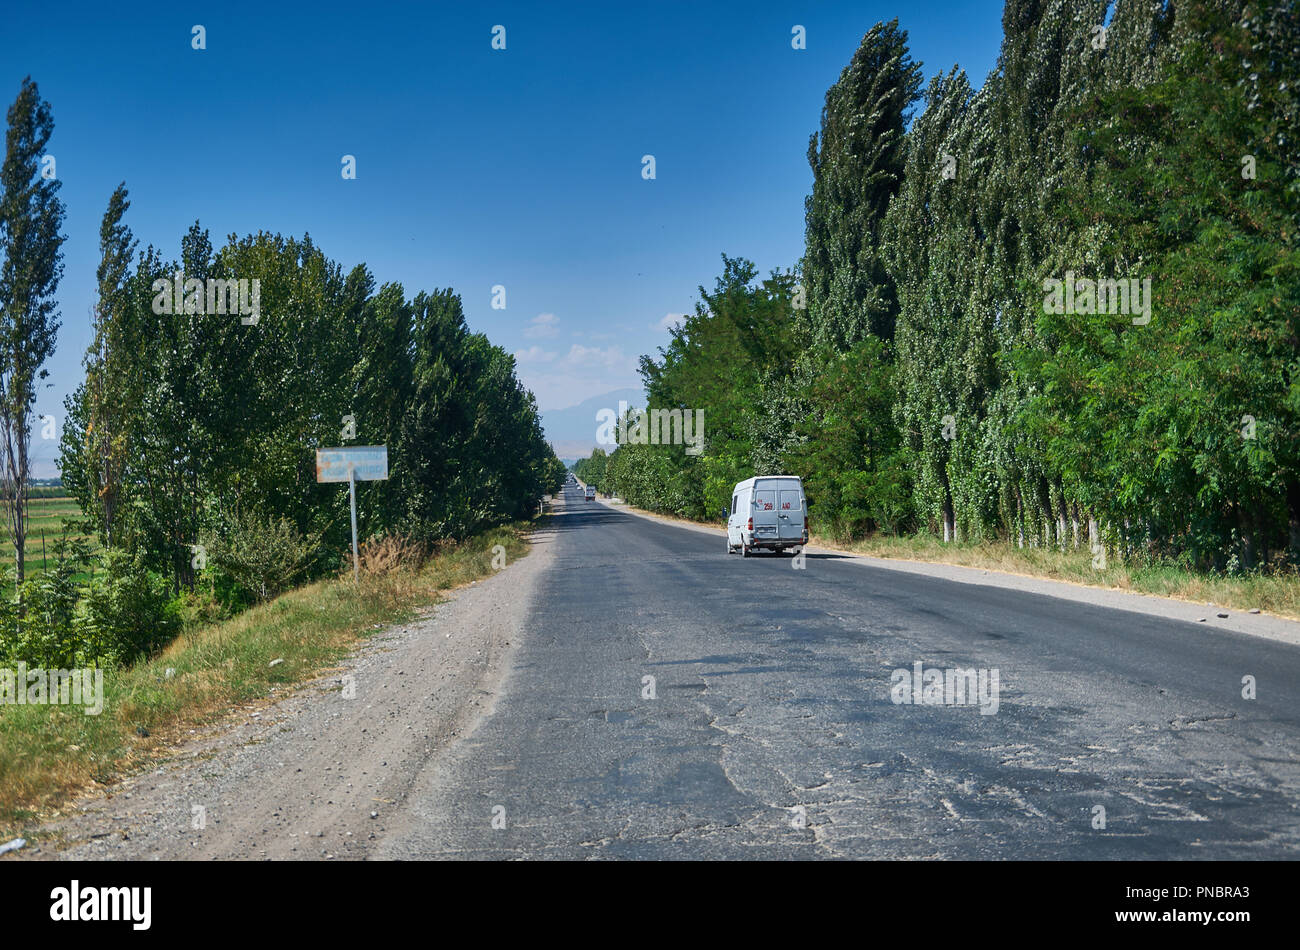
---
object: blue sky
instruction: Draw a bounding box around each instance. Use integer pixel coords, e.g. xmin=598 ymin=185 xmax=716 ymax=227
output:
xmin=3 ymin=0 xmax=1005 ymax=473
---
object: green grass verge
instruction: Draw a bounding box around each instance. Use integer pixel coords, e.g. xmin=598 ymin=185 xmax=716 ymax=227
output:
xmin=0 ymin=523 xmax=531 ymax=838
xmin=840 ymin=533 xmax=1300 ymax=620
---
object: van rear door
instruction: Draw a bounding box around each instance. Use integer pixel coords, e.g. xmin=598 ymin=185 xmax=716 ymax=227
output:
xmin=751 ymin=481 xmax=780 ymax=546
xmin=771 ymin=479 xmax=804 ymax=543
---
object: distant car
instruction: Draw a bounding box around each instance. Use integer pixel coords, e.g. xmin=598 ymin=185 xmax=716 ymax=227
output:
xmin=584 ymin=486 xmax=596 ymax=501
xmin=725 ymin=475 xmax=808 ymax=556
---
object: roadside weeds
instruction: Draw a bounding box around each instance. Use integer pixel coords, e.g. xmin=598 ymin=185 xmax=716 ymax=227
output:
xmin=0 ymin=524 xmax=532 ymax=841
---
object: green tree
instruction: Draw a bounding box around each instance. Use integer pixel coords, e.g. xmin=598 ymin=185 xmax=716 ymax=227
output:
xmin=0 ymin=77 xmax=65 ymax=585
xmin=61 ymin=184 xmax=137 ymax=550
xmin=350 ymin=276 xmax=413 ymax=533
xmin=1015 ymin=0 xmax=1300 ymax=570
xmin=786 ymin=338 xmax=912 ymax=538
xmin=803 ymin=19 xmax=922 ymax=350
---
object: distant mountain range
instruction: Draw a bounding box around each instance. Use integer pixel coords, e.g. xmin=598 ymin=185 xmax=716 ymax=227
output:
xmin=542 ymin=388 xmax=646 ymax=462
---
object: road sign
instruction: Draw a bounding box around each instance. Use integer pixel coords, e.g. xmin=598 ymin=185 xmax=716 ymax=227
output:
xmin=316 ymin=445 xmax=388 ymax=483
xmin=316 ymin=445 xmax=389 ymax=583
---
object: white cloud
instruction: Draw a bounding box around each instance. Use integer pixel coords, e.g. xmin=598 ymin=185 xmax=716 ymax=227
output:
xmin=655 ymin=312 xmax=686 ymax=332
xmin=514 ymin=345 xmax=557 ymax=363
xmin=559 ymin=344 xmax=637 ymax=373
xmin=515 ymin=345 xmax=642 ymax=411
xmin=524 ymin=312 xmax=560 ymax=338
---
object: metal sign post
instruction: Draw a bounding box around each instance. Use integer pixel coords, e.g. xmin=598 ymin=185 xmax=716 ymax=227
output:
xmin=316 ymin=446 xmax=389 ymax=584
xmin=349 ymin=463 xmax=359 ymax=583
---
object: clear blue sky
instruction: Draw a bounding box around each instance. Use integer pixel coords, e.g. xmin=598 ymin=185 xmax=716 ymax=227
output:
xmin=3 ymin=0 xmax=1004 ymax=475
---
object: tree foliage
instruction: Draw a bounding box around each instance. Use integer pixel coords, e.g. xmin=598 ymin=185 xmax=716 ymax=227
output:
xmin=577 ymin=1 xmax=1298 ymax=573
xmin=0 ymin=77 xmax=65 ymax=584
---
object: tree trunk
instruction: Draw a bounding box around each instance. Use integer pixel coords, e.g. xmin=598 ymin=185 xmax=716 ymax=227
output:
xmin=1237 ymin=503 xmax=1256 ymax=571
xmin=13 ymin=425 xmax=27 ymax=585
xmin=940 ymin=471 xmax=955 ymax=543
xmin=1287 ymin=477 xmax=1300 ymax=561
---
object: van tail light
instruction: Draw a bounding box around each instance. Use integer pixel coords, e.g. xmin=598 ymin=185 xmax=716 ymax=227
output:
xmin=746 ymin=517 xmax=753 ymax=531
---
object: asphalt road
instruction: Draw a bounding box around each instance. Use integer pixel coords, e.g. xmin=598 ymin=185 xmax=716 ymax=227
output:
xmin=374 ymin=484 xmax=1300 ymax=859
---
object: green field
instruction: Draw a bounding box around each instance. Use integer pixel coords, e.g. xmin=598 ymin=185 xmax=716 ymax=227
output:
xmin=0 ymin=494 xmax=94 ymax=578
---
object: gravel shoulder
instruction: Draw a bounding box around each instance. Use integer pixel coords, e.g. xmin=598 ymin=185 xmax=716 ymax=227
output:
xmin=24 ymin=520 xmax=558 ymax=861
xmin=596 ymin=495 xmax=1300 ymax=650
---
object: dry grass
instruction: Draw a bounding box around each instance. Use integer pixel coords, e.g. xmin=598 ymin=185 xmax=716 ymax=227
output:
xmin=356 ymin=534 xmax=430 ymax=577
xmin=835 ymin=533 xmax=1300 ymax=620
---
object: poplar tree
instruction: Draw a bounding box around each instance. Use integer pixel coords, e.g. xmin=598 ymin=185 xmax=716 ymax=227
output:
xmin=66 ymin=184 xmax=138 ymax=549
xmin=0 ymin=77 xmax=64 ymax=585
xmin=803 ymin=19 xmax=921 ymax=350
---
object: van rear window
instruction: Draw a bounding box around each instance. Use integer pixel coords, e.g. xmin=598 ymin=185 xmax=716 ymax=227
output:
xmin=754 ymin=490 xmax=775 ymax=510
xmin=779 ymin=490 xmax=802 ymax=511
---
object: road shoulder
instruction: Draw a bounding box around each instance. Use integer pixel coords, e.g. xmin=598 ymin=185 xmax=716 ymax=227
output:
xmin=26 ymin=520 xmax=558 ymax=861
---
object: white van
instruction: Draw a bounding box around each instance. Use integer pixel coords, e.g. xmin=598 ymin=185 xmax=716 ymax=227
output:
xmin=725 ymin=476 xmax=808 ymax=556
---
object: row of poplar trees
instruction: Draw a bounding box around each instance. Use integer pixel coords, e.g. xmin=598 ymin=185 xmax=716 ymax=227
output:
xmin=59 ymin=186 xmax=565 ymax=594
xmin=592 ymin=0 xmax=1299 ymax=572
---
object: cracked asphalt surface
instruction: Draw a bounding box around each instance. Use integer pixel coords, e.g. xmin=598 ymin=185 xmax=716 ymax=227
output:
xmin=36 ymin=483 xmax=1300 ymax=860
xmin=374 ymin=485 xmax=1300 ymax=859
